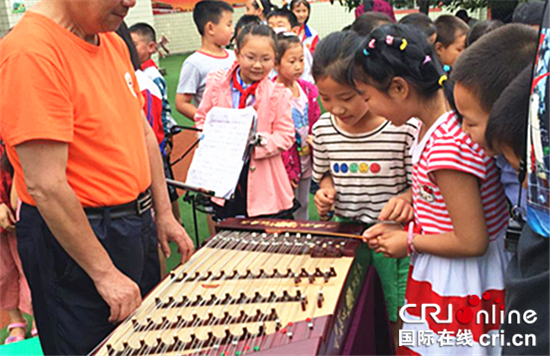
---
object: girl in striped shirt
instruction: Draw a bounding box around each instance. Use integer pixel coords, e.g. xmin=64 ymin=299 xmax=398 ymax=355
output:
xmin=354 ymin=24 xmax=510 ymax=355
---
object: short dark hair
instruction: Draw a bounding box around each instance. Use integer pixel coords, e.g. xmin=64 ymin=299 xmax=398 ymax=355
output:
xmin=399 ymin=12 xmax=437 ymax=40
xmin=266 ymin=8 xmax=299 ymax=29
xmin=353 ymin=24 xmax=445 ymax=100
xmin=351 ymin=12 xmax=393 ymax=37
xmin=455 ymin=10 xmax=470 ymax=23
xmin=235 ymin=24 xmax=277 ymax=53
xmin=466 ymin=20 xmax=503 ymax=47
xmin=276 ymin=32 xmax=302 ymax=63
xmin=289 ymin=0 xmax=311 ymax=23
xmin=485 ymin=66 xmax=532 ymax=158
xmin=452 ymin=24 xmax=538 ymax=113
xmin=251 ymin=0 xmax=275 ymax=19
xmin=193 ymin=0 xmax=234 ymax=36
xmin=233 ymin=14 xmax=261 ymax=43
xmin=434 ymin=15 xmax=469 ymax=47
xmin=312 ymin=31 xmax=363 ymax=87
xmin=117 ymin=22 xmax=141 ymax=71
xmin=513 ymin=1 xmax=545 ymax=26
xmin=128 ymin=22 xmax=156 ymax=43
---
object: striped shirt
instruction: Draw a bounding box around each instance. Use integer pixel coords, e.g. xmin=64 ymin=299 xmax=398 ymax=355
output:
xmin=411 ymin=112 xmax=509 ymax=238
xmin=312 ymin=113 xmax=417 ymax=224
xmin=402 ymin=112 xmax=510 ymax=355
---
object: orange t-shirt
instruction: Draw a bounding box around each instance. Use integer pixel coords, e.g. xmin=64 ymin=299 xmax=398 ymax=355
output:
xmin=0 ymin=12 xmax=151 ymax=207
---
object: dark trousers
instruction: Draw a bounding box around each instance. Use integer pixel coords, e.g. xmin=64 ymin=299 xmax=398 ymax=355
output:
xmin=502 ymin=223 xmax=549 ymax=355
xmin=16 ymin=204 xmax=161 ymax=355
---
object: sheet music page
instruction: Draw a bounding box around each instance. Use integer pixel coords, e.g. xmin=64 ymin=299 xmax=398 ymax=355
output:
xmin=186 ymin=106 xmax=256 ymax=199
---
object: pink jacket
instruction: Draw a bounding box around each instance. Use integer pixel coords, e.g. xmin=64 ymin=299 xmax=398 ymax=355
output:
xmin=195 ymin=62 xmax=295 ymax=217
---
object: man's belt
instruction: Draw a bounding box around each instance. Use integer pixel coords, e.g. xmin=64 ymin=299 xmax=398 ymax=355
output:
xmin=84 ymin=189 xmax=152 ymax=219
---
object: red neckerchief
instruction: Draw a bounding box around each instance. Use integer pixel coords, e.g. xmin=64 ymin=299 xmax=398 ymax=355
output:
xmin=141 ymin=59 xmax=157 ymax=71
xmin=232 ymin=69 xmax=260 ymax=109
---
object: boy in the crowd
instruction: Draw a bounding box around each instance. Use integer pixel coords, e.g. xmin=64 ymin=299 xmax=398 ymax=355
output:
xmin=485 ymin=66 xmax=550 ymax=356
xmin=351 ymin=12 xmax=392 ymax=37
xmin=513 ymin=1 xmax=545 ymax=30
xmin=398 ymin=12 xmax=437 ymax=44
xmin=452 ymin=24 xmax=538 ymax=209
xmin=128 ymin=22 xmax=181 ymax=221
xmin=175 ymin=0 xmax=235 ymax=120
xmin=266 ymin=8 xmax=313 ymax=82
xmin=129 ymin=23 xmax=177 ymax=142
xmin=434 ymin=14 xmax=469 ymax=68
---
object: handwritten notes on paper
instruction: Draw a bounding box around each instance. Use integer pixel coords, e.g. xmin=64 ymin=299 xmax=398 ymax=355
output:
xmin=186 ymin=107 xmax=256 ymax=199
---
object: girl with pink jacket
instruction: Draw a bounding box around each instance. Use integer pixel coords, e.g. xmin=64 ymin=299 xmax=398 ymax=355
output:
xmin=195 ymin=24 xmax=295 ymax=219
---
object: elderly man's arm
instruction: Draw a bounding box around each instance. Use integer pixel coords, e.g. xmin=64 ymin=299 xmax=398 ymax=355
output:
xmin=16 ymin=140 xmax=141 ymax=323
xmin=141 ymin=113 xmax=195 ymax=263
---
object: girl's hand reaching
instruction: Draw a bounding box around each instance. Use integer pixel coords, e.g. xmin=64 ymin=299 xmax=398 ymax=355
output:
xmin=378 ymin=195 xmax=413 ymax=223
xmin=363 ymin=222 xmax=408 ymax=259
xmin=306 ymin=135 xmax=314 ymax=148
xmin=314 ymin=187 xmax=336 ymax=218
xmin=0 ymin=203 xmax=16 ymax=231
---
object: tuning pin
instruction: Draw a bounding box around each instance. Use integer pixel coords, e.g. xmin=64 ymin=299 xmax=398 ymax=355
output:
xmin=169 ymin=270 xmax=177 ymax=278
xmin=139 ymin=338 xmax=146 ymax=348
xmin=287 ymin=330 xmax=293 ymax=339
xmin=317 ymin=290 xmax=324 ymax=308
xmin=122 ymin=340 xmax=129 ymax=350
xmin=275 ymin=318 xmax=281 ymax=331
xmin=106 ymin=344 xmax=114 ymax=353
xmin=296 ymin=232 xmax=301 ymax=238
xmin=306 ymin=317 xmax=314 ymax=329
xmin=294 ymin=273 xmax=301 ymax=284
xmin=131 ymin=316 xmax=138 ymax=326
xmin=324 ymin=269 xmax=330 ymax=283
xmin=308 ymin=273 xmax=315 ymax=284
xmin=300 ymin=295 xmax=308 ymax=311
xmin=156 ymin=335 xmax=163 ymax=347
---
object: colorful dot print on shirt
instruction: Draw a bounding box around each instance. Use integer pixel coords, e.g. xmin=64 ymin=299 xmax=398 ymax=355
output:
xmin=333 ymin=162 xmax=382 ymax=174
xmin=340 ymin=163 xmax=349 ymax=173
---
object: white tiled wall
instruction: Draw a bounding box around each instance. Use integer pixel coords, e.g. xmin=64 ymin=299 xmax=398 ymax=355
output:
xmin=0 ymin=0 xmax=155 ymax=37
xmin=0 ymin=0 xmax=487 ymax=52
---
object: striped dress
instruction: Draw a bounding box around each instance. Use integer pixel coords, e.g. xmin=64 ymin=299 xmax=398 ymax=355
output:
xmin=399 ymin=112 xmax=510 ymax=355
xmin=312 ymin=113 xmax=417 ymax=224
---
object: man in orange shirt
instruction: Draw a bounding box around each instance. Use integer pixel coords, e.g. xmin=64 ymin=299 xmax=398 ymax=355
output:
xmin=0 ymin=1 xmax=194 ymax=354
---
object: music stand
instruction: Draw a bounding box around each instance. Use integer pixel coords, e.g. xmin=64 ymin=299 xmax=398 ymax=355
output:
xmin=167 ymin=113 xmax=258 ymax=246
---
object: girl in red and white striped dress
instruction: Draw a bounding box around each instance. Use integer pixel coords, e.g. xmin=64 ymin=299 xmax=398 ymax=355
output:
xmin=352 ymin=24 xmax=510 ymax=355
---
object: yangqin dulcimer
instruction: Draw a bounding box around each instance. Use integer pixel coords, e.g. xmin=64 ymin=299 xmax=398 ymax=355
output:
xmin=92 ymin=218 xmax=392 ymax=356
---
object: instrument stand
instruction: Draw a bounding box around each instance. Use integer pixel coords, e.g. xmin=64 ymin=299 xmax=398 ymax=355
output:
xmin=167 ymin=125 xmax=214 ymax=247
xmin=166 ymin=179 xmax=215 ymax=247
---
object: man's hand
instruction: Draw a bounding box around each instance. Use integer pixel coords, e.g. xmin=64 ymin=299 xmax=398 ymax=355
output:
xmin=314 ymin=187 xmax=336 ymax=218
xmin=0 ymin=203 xmax=15 ymax=231
xmin=156 ymin=213 xmax=195 ymax=264
xmin=93 ymin=267 xmax=142 ymax=324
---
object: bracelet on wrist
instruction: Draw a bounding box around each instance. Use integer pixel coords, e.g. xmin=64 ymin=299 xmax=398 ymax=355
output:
xmin=407 ymin=222 xmax=418 ymax=256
